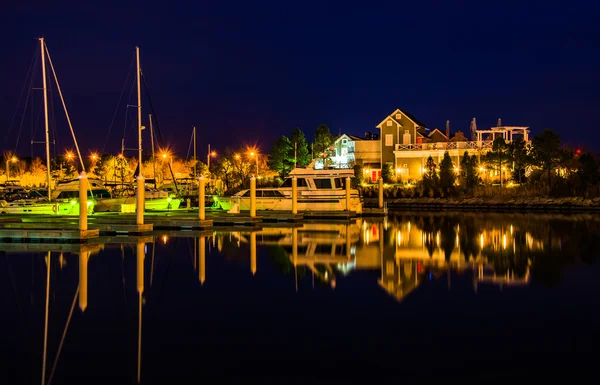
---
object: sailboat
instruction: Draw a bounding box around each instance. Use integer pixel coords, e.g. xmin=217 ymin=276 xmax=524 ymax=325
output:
xmin=0 ymin=38 xmax=94 ymax=215
xmin=36 ymin=47 xmax=182 ymax=212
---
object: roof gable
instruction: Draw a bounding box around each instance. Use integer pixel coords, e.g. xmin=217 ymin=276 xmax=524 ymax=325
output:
xmin=376 ymin=108 xmax=428 ymax=129
xmin=428 ymin=128 xmax=448 ymax=142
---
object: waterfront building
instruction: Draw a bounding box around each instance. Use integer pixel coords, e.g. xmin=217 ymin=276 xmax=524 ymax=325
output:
xmin=331 ymin=108 xmax=530 ymax=183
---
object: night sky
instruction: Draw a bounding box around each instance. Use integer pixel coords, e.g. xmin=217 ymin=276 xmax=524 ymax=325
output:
xmin=1 ymin=0 xmax=599 ymax=161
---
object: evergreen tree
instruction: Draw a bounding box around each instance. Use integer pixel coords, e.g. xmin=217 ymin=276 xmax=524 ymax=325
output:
xmin=289 ymin=127 xmax=311 ymax=167
xmin=439 ymin=151 xmax=456 ymax=190
xmin=531 ymin=129 xmax=563 ymax=188
xmin=313 ymin=124 xmax=334 ymax=157
xmin=484 ymin=137 xmax=510 ymax=184
xmin=381 ymin=164 xmax=394 ymax=183
xmin=422 ymin=156 xmax=438 ymax=191
xmin=267 ymin=136 xmax=294 ymax=178
xmin=507 ymin=137 xmax=529 ymax=183
xmin=460 ymin=151 xmax=479 ymax=189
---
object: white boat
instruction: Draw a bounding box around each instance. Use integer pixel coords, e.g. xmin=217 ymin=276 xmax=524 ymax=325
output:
xmin=1 ymin=197 xmax=94 ymax=215
xmin=215 ymin=162 xmax=362 ymax=213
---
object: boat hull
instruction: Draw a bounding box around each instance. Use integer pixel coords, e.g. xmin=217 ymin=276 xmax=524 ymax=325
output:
xmin=216 ymin=196 xmax=362 ymax=213
xmin=0 ymin=199 xmax=95 ymax=215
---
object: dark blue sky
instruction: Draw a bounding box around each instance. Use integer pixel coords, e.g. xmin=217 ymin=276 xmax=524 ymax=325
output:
xmin=1 ymin=0 xmax=599 ymax=161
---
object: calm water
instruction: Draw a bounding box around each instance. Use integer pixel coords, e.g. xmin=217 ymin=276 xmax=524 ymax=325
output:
xmin=2 ymin=212 xmax=600 ymax=384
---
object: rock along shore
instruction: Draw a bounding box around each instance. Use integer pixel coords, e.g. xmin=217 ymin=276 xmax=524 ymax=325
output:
xmin=363 ymin=196 xmax=600 ymax=212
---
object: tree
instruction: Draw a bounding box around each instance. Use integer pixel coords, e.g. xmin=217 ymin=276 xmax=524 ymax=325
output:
xmin=313 ymin=124 xmax=334 ymax=157
xmin=459 ymin=151 xmax=479 ymax=189
xmin=422 ymin=156 xmax=438 ymax=191
xmin=289 ymin=127 xmax=311 ymax=167
xmin=507 ymin=137 xmax=529 ymax=183
xmin=353 ymin=164 xmax=364 ymax=185
xmin=267 ymin=136 xmax=294 ymax=178
xmin=381 ymin=164 xmax=394 ymax=183
xmin=577 ymin=153 xmax=600 ymax=188
xmin=531 ymin=129 xmax=563 ymax=188
xmin=484 ymin=137 xmax=510 ymax=184
xmin=439 ymin=151 xmax=456 ymax=190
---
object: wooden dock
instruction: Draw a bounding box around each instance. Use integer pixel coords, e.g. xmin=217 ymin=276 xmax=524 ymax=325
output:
xmin=361 ymin=207 xmax=388 ymax=216
xmin=0 ymin=228 xmax=99 ymax=243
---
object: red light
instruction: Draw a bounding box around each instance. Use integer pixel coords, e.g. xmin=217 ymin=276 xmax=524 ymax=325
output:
xmin=417 ymin=262 xmax=421 ymax=273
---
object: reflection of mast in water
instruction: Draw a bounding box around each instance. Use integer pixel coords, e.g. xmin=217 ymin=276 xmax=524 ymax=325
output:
xmin=42 ymin=251 xmax=51 ymax=385
xmin=136 ymin=241 xmax=145 ymax=384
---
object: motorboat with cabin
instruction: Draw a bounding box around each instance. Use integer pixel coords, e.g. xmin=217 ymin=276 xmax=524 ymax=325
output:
xmin=215 ymin=161 xmax=363 ymax=213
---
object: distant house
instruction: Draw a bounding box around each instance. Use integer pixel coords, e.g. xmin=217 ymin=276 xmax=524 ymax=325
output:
xmin=330 ymin=132 xmax=381 ymax=181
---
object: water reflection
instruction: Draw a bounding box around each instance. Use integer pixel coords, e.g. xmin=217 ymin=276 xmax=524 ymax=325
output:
xmin=213 ymin=213 xmax=600 ymax=300
xmin=2 ymin=213 xmax=600 ymax=383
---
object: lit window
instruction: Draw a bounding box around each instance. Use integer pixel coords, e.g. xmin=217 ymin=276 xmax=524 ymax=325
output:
xmin=385 ymin=134 xmax=393 ymax=146
xmin=387 ymin=120 xmax=392 ymax=126
xmin=395 ymin=113 xmax=401 ymax=119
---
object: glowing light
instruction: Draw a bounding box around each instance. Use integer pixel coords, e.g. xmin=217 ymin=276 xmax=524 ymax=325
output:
xmin=479 ymin=167 xmax=485 ymax=172
xmin=10 ymin=156 xmax=17 ymax=162
xmin=503 ymin=234 xmax=507 ymax=249
xmin=162 ymin=235 xmax=168 ymax=244
xmin=396 ymin=168 xmax=402 ymax=174
xmin=480 ymin=233 xmax=484 ymax=248
xmin=90 ymin=152 xmax=98 ymax=161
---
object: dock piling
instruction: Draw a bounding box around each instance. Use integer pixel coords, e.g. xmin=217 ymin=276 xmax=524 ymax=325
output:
xmin=378 ymin=177 xmax=384 ymax=209
xmin=250 ymin=176 xmax=256 ymax=218
xmin=79 ymin=172 xmax=88 ymax=231
xmin=199 ymin=175 xmax=205 ymax=220
xmin=136 ymin=175 xmax=145 ymax=225
xmin=292 ymin=176 xmax=298 ymax=214
xmin=346 ymin=176 xmax=351 ymax=211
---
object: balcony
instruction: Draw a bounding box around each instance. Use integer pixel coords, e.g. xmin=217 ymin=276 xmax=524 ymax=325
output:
xmin=395 ymin=141 xmax=493 ymax=152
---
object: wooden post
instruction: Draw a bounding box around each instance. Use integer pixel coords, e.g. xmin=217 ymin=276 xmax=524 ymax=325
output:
xmin=199 ymin=175 xmax=205 ymax=220
xmin=250 ymin=231 xmax=257 ymax=275
xmin=250 ymin=176 xmax=256 ymax=218
xmin=186 ymin=198 xmax=191 ymax=209
xmin=345 ymin=177 xmax=351 ymax=211
xmin=136 ymin=175 xmax=145 ymax=225
xmin=79 ymin=172 xmax=88 ymax=231
xmin=79 ymin=250 xmax=89 ymax=312
xmin=292 ymin=176 xmax=297 ymax=214
xmin=378 ymin=177 xmax=384 ymax=209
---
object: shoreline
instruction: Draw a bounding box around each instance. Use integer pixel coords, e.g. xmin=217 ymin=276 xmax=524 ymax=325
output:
xmin=363 ymin=197 xmax=600 ymax=212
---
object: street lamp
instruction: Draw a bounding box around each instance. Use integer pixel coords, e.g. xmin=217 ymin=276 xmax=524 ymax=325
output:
xmin=207 ymin=150 xmax=216 ymax=170
xmin=249 ymin=150 xmax=259 ymax=178
xmin=5 ymin=156 xmax=17 ymax=180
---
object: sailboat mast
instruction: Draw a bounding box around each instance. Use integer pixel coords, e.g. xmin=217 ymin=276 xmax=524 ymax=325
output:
xmin=136 ymin=46 xmax=143 ymax=177
xmin=40 ymin=38 xmax=52 ymax=200
xmin=193 ymin=126 xmax=197 ymax=180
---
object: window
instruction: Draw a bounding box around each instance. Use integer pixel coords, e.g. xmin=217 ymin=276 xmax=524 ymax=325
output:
xmin=314 ymin=179 xmax=332 ymax=189
xmin=342 ymin=139 xmax=347 ymax=144
xmin=395 ymin=113 xmax=401 ymax=120
xmin=386 ymin=120 xmax=392 ymax=126
xmin=334 ymin=178 xmax=343 ymax=188
xmin=385 ymin=134 xmax=393 ymax=146
xmin=279 ymin=178 xmax=308 ymax=187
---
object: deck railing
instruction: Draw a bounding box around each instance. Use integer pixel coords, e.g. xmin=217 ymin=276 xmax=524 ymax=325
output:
xmin=395 ymin=140 xmax=493 ymax=152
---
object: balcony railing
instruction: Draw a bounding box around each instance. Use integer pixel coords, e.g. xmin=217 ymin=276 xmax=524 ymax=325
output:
xmin=395 ymin=140 xmax=493 ymax=152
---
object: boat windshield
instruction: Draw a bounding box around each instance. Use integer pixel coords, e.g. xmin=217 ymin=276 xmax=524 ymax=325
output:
xmin=279 ymin=178 xmax=308 ymax=188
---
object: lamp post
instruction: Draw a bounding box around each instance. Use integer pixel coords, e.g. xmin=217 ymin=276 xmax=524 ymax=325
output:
xmin=207 ymin=145 xmax=216 ymax=170
xmin=5 ymin=156 xmax=17 ymax=180
xmin=249 ymin=151 xmax=258 ymax=178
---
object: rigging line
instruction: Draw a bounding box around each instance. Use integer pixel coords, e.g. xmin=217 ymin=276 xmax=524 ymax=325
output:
xmin=122 ymin=79 xmax=138 ymax=152
xmin=44 ymin=45 xmax=86 ymax=173
xmin=101 ymin=54 xmax=135 ymax=154
xmin=13 ymin=59 xmax=38 ymax=154
xmin=4 ymin=44 xmax=38 ymax=150
xmin=141 ymin=72 xmax=179 ymax=194
xmin=46 ymin=285 xmax=79 ymax=385
xmin=185 ymin=129 xmax=193 ymax=161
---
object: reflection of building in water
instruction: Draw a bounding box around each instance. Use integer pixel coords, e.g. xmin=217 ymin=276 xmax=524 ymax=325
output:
xmin=212 ymin=216 xmax=559 ymax=300
xmin=370 ymin=217 xmax=545 ymax=301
